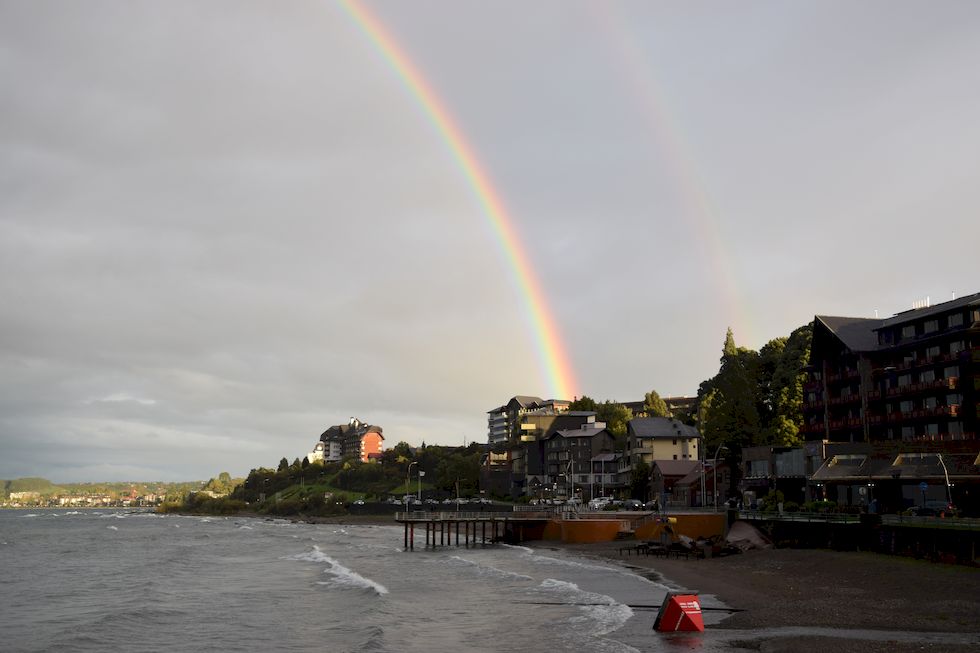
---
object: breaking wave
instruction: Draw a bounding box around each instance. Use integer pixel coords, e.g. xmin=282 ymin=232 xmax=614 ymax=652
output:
xmin=288 ymin=546 xmax=388 ymax=595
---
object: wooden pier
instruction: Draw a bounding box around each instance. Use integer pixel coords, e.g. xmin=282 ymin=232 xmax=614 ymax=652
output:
xmin=394 ymin=510 xmax=554 ymax=550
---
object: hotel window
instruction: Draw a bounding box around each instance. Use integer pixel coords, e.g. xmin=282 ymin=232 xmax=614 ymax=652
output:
xmin=948 ymin=313 xmax=964 ymax=328
xmin=920 ymin=370 xmax=935 ymax=383
xmin=903 ymin=355 xmax=915 ymax=366
xmin=949 ymin=341 xmax=964 ymax=355
xmin=897 ymin=374 xmax=912 ymax=386
xmin=947 ymin=394 xmax=962 ymax=406
xmin=901 ymin=426 xmax=915 ymax=440
xmin=899 ymin=400 xmax=914 ymax=413
xmin=925 ymin=423 xmax=939 ymax=436
xmin=949 ymin=421 xmax=963 ymax=436
xmin=840 ymin=386 xmax=852 ymax=397
xmin=923 ymin=319 xmax=938 ymax=334
xmin=925 ymin=396 xmax=937 ymax=409
xmin=943 ymin=365 xmax=959 ymax=379
xmin=925 ymin=345 xmax=940 ymax=359
xmin=973 ymin=309 xmax=980 ymax=323
xmin=901 ymin=325 xmax=916 ymax=339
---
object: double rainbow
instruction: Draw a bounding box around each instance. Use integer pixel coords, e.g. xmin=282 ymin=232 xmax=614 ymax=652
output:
xmin=340 ymin=1 xmax=578 ymax=400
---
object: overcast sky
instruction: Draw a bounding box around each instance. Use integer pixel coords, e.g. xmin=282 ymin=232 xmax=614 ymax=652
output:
xmin=2 ymin=1 xmax=978 ymax=482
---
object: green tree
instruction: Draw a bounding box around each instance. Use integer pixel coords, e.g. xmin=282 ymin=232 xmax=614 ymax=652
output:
xmin=568 ymin=395 xmax=598 ymax=412
xmin=642 ymin=390 xmax=670 ymax=417
xmin=629 ymin=461 xmax=651 ymax=501
xmin=596 ymin=401 xmax=632 ymax=440
xmin=278 ymin=457 xmax=289 ymax=472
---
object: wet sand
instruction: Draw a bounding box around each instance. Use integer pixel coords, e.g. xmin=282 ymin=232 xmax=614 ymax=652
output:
xmin=549 ymin=540 xmax=980 ymax=652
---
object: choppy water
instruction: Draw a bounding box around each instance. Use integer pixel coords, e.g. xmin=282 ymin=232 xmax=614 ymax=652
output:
xmin=0 ymin=509 xmax=706 ymax=653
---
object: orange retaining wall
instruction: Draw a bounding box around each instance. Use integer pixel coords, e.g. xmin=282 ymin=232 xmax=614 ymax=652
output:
xmin=535 ymin=513 xmax=727 ymax=544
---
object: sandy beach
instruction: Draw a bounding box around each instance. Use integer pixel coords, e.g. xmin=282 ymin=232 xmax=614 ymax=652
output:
xmin=550 ymin=540 xmax=980 ymax=652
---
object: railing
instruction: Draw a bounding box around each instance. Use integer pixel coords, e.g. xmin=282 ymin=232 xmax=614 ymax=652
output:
xmin=738 ymin=511 xmax=980 ymax=531
xmin=395 ymin=510 xmax=554 ymax=521
xmin=738 ymin=510 xmax=861 ymax=524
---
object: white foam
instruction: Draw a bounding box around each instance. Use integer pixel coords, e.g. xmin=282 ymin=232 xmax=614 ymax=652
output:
xmin=534 ymin=579 xmax=634 ymax=639
xmin=448 ymin=555 xmax=533 ymax=581
xmin=525 ymin=552 xmax=618 ymax=574
xmin=288 ymin=546 xmax=388 ymax=595
xmin=65 ymin=511 xmax=82 ymax=515
xmin=500 ymin=543 xmax=534 ymax=554
xmin=22 ymin=514 xmax=39 ymax=518
xmin=107 ymin=525 xmax=119 ymax=531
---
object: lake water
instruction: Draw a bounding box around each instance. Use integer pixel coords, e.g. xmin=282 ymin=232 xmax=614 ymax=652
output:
xmin=0 ymin=509 xmax=729 ymax=652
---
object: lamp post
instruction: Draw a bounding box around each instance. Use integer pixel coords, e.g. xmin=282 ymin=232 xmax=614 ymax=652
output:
xmin=713 ymin=444 xmax=729 ymax=511
xmin=937 ymin=453 xmax=953 ymax=507
xmin=418 ymin=470 xmax=424 ymax=502
xmin=407 ymin=462 xmax=417 ymax=503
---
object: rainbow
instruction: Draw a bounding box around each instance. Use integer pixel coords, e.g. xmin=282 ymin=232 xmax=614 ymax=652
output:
xmin=587 ymin=5 xmax=751 ymax=346
xmin=339 ymin=0 xmax=577 ymax=399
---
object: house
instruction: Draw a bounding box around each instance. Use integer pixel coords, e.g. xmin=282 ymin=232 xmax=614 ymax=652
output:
xmin=650 ymin=459 xmax=700 ymax=506
xmin=626 ymin=417 xmax=701 ymax=467
xmin=541 ymin=422 xmax=616 ymax=500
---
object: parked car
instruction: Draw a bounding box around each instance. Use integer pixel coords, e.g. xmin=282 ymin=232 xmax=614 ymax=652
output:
xmin=623 ymin=499 xmax=644 ymax=510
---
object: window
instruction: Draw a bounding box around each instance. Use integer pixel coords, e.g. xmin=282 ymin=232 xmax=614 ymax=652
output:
xmin=949 ymin=341 xmax=964 ymax=355
xmin=948 ymin=313 xmax=964 ymax=328
xmin=925 ymin=423 xmax=939 ymax=436
xmin=920 ymin=370 xmax=935 ymax=383
xmin=840 ymin=386 xmax=852 ymax=397
xmin=926 ymin=345 xmax=940 ymax=359
xmin=901 ymin=426 xmax=915 ymax=440
xmin=948 ymin=421 xmax=963 ymax=436
xmin=925 ymin=396 xmax=937 ymax=409
xmin=672 ymin=438 xmax=677 ymax=445
xmin=973 ymin=309 xmax=980 ymax=323
xmin=901 ymin=325 xmax=916 ymax=339
xmin=947 ymin=394 xmax=962 ymax=406
xmin=899 ymin=400 xmax=914 ymax=413
xmin=897 ymin=374 xmax=912 ymax=386
xmin=672 ymin=454 xmax=678 ymax=460
xmin=944 ymin=366 xmax=959 ymax=379
xmin=923 ymin=319 xmax=938 ymax=334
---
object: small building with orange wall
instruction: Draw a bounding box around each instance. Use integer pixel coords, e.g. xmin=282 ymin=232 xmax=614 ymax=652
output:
xmin=360 ymin=427 xmax=384 ymax=462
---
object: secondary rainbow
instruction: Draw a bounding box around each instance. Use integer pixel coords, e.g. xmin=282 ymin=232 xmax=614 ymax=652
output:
xmin=339 ymin=0 xmax=577 ymax=400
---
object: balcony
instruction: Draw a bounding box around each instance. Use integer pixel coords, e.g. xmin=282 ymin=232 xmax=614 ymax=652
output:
xmin=828 ymin=394 xmax=861 ymax=406
xmin=887 ymin=405 xmax=960 ymax=421
xmin=885 ymin=377 xmax=958 ymax=397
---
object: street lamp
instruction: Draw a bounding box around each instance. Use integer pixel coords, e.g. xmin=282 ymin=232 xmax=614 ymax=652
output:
xmin=407 ymin=462 xmax=417 ymax=503
xmin=418 ymin=470 xmax=425 ymax=502
xmin=937 ymin=453 xmax=953 ymax=508
xmin=713 ymin=444 xmax=730 ymax=511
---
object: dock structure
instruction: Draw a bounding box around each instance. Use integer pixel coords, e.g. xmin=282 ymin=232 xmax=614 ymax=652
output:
xmin=394 ymin=510 xmax=555 ymax=550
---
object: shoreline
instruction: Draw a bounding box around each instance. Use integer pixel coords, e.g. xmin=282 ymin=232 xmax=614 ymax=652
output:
xmin=542 ymin=540 xmax=980 ymax=652
xmin=182 ymin=511 xmax=980 ymax=651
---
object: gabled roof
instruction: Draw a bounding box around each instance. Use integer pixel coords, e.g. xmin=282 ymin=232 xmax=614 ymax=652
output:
xmin=813 ymin=315 xmax=881 ymax=352
xmin=511 ymin=395 xmax=544 ymax=408
xmin=628 ymin=417 xmax=700 ymax=440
